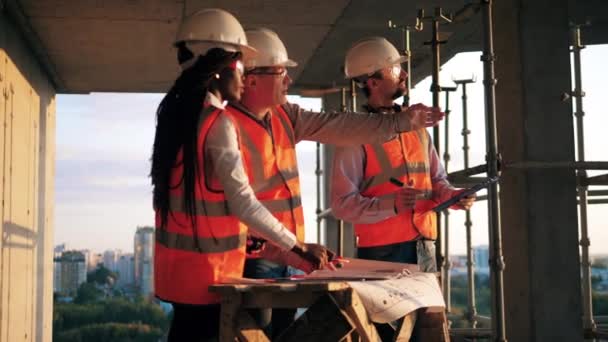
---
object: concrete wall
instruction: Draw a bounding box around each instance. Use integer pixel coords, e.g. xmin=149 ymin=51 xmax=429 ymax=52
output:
xmin=0 ymin=10 xmax=56 ymax=342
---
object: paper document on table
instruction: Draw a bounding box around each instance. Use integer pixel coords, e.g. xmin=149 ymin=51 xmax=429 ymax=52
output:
xmin=348 ymin=272 xmax=445 ymax=323
xmin=302 ymin=257 xmax=419 ymax=280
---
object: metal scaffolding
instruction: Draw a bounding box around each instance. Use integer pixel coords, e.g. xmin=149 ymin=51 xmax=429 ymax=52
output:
xmin=313 ymin=1 xmax=608 ymax=340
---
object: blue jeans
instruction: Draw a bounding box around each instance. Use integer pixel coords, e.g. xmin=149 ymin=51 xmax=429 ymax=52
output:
xmin=243 ymin=258 xmax=305 ymax=338
xmin=357 ymin=240 xmax=437 ymax=272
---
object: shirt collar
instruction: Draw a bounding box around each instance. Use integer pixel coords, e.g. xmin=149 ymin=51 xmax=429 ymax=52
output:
xmin=363 ymin=103 xmax=402 ymax=114
xmin=228 ymin=101 xmax=272 ymax=124
xmin=205 ymin=92 xmax=227 ymax=110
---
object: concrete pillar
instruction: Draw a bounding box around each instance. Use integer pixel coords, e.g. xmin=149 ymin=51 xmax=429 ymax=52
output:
xmin=494 ymin=0 xmax=583 ymax=341
xmin=0 ymin=9 xmax=56 ymax=342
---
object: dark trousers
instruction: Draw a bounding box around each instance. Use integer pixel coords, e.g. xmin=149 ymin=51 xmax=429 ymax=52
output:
xmin=244 ymin=258 xmax=300 ymax=338
xmin=168 ymin=303 xmax=220 ymax=342
xmin=357 ymin=240 xmax=418 ymax=264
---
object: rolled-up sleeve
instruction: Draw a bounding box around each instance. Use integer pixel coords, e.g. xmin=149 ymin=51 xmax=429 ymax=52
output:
xmin=206 ymin=113 xmax=296 ymax=250
xmin=282 ymin=103 xmax=412 ymax=145
xmin=330 ymin=146 xmax=397 ymax=224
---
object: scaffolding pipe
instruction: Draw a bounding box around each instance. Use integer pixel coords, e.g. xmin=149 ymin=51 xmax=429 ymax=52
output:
xmin=418 ymin=6 xmax=452 ymax=283
xmin=315 ymin=141 xmax=323 ymax=244
xmin=448 ymin=164 xmax=489 ymax=179
xmin=480 ymin=1 xmax=507 ymax=340
xmin=317 ymin=208 xmax=333 ymax=219
xmin=571 ymin=23 xmax=596 ymax=333
xmin=585 ymin=173 xmax=608 ymax=186
xmin=338 ymin=219 xmax=344 ymax=256
xmin=450 ymin=328 xmax=493 ymax=338
xmin=350 ymin=79 xmax=357 ymax=112
xmin=454 ymin=76 xmax=478 ymax=327
xmin=506 ymin=161 xmax=608 ymax=169
xmin=442 ymin=86 xmax=457 ymax=313
xmin=388 ymin=20 xmax=412 ymax=107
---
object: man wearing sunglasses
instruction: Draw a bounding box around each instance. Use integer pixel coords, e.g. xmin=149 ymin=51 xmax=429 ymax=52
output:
xmin=223 ymin=28 xmax=445 ymax=337
xmin=330 ymin=36 xmax=476 ymax=340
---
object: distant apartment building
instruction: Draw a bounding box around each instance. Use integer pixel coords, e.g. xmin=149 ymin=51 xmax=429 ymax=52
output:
xmin=55 ymin=251 xmax=87 ymax=296
xmin=117 ymin=253 xmax=135 ymax=287
xmin=473 ymin=245 xmax=490 ymax=274
xmin=103 ymin=249 xmax=122 ymax=273
xmin=53 ymin=256 xmax=62 ymax=293
xmin=87 ymin=252 xmax=102 ymax=272
xmin=54 ymin=243 xmax=69 ymax=258
xmin=134 ymin=226 xmax=154 ymax=296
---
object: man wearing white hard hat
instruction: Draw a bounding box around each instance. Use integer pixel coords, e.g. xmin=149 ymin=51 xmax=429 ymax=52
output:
xmin=222 ymin=28 xmax=445 ymax=337
xmin=151 ymin=10 xmax=335 ymax=341
xmin=330 ymin=36 xmax=475 ymax=340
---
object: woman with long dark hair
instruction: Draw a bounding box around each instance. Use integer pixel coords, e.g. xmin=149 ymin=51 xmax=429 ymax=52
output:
xmin=151 ymin=9 xmax=331 ymax=341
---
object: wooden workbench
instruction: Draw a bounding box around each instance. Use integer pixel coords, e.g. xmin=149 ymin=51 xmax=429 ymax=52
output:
xmin=209 ymin=280 xmax=418 ymax=342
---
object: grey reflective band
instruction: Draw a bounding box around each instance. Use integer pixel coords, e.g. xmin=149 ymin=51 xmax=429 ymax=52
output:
xmin=169 ymin=195 xmax=301 ymax=216
xmin=169 ymin=196 xmax=231 ymax=216
xmin=361 ymin=133 xmax=429 ymax=192
xmin=238 ymin=128 xmax=266 ymax=186
xmin=251 ymin=168 xmax=299 ymax=193
xmin=264 ymin=195 xmax=302 ymax=213
xmin=361 ymin=164 xmax=430 ymax=192
xmin=156 ymin=229 xmax=247 ymax=253
xmin=272 ymin=106 xmax=296 ymax=146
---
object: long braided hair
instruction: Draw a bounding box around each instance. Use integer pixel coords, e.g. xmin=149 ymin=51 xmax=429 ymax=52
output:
xmin=151 ymin=45 xmax=242 ymax=233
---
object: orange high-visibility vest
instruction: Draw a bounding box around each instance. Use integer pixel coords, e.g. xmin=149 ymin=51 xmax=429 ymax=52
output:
xmin=355 ymin=129 xmax=437 ymax=248
xmin=154 ymin=106 xmax=247 ymax=305
xmin=225 ymin=104 xmax=305 ymax=242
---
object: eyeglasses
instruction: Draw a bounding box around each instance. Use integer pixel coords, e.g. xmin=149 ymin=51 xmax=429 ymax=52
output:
xmin=246 ymin=67 xmax=288 ymax=77
xmin=388 ymin=64 xmax=403 ymax=78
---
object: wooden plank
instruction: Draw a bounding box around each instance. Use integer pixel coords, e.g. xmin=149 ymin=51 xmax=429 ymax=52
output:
xmin=219 ymin=292 xmax=242 ymax=342
xmin=240 ymin=291 xmax=322 ymax=309
xmin=236 ymin=311 xmax=270 ymax=342
xmin=333 ymin=288 xmax=379 ymax=342
xmin=211 ymin=281 xmax=350 ymax=295
xmin=410 ymin=308 xmax=449 ymax=342
xmin=276 ymin=292 xmax=354 ymax=342
xmin=395 ymin=310 xmax=417 ymax=342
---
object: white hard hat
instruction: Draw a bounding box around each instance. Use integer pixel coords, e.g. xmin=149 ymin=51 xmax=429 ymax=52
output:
xmin=344 ymin=37 xmax=406 ymax=79
xmin=175 ymin=8 xmax=256 ymax=58
xmin=244 ymin=28 xmax=297 ymax=68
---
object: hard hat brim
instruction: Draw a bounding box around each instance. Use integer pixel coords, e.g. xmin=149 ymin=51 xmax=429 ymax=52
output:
xmin=345 ymin=55 xmax=409 ymax=79
xmin=283 ymin=59 xmax=298 ymax=67
xmin=239 ymin=44 xmax=259 ymax=61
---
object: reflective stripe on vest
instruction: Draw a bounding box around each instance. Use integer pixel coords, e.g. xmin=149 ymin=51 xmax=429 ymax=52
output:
xmin=225 ymin=104 xmax=305 ymax=241
xmin=154 ymin=106 xmax=248 ymax=305
xmin=156 ymin=229 xmax=247 ymax=254
xmin=168 ymin=194 xmax=302 ymax=216
xmin=355 ymin=129 xmax=437 ymax=247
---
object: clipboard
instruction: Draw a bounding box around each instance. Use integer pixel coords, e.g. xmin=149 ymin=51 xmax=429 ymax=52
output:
xmin=429 ymin=176 xmax=499 ymax=212
xmin=389 ymin=176 xmax=499 ymax=213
